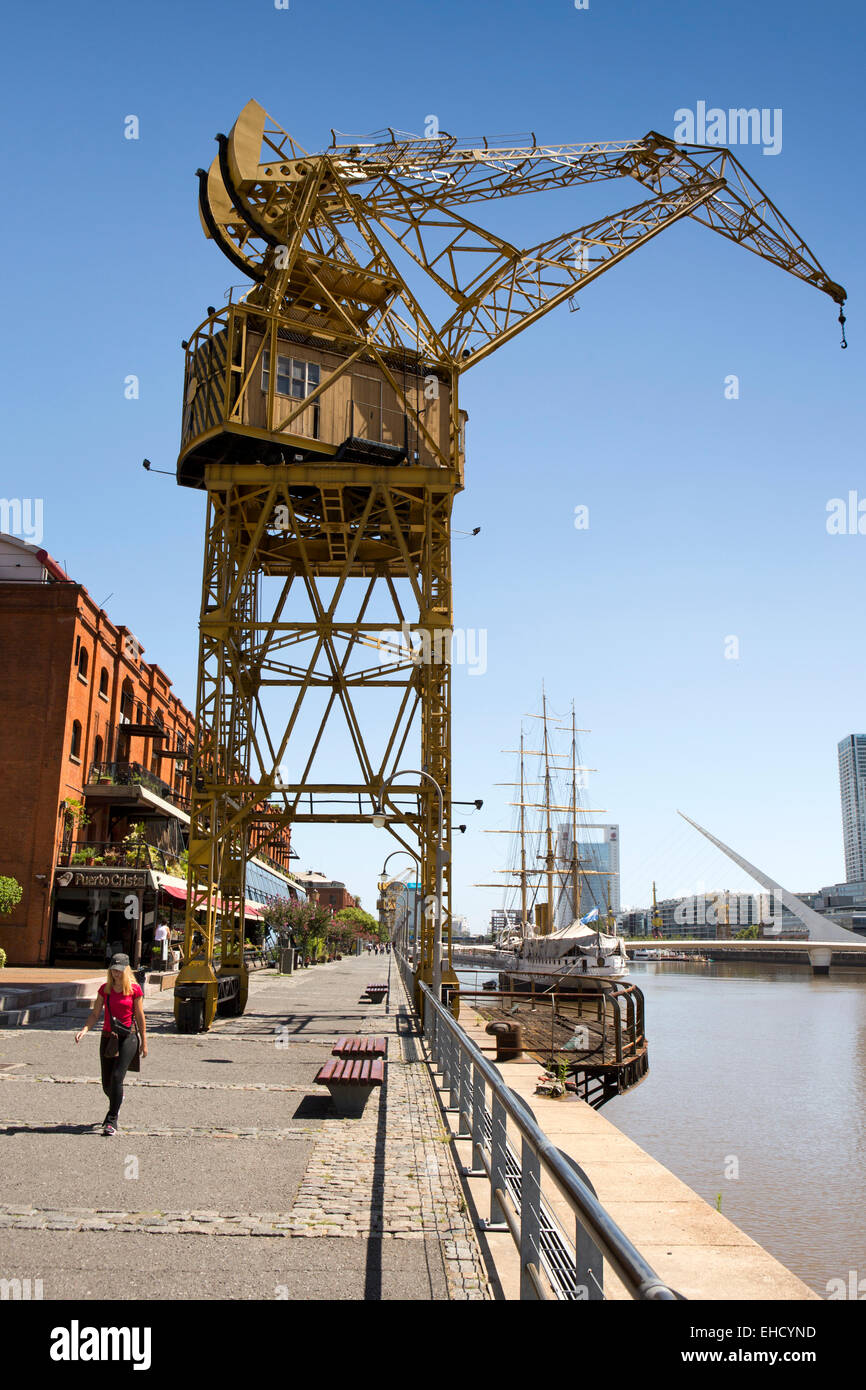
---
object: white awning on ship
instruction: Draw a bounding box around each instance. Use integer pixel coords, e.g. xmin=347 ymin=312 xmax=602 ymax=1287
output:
xmin=547 ymin=920 xmax=622 ymax=951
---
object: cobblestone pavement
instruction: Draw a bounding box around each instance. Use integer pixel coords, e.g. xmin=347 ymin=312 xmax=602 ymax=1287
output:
xmin=0 ymin=955 xmax=491 ymax=1301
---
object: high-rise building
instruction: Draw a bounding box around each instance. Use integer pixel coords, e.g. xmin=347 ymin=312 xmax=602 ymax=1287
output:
xmin=553 ymin=824 xmax=620 ymax=927
xmin=838 ymin=735 xmax=866 ymax=883
xmin=490 ymin=907 xmax=524 ymax=938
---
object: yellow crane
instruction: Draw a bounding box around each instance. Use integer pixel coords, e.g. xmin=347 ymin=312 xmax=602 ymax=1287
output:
xmin=173 ymin=100 xmax=845 ymax=1030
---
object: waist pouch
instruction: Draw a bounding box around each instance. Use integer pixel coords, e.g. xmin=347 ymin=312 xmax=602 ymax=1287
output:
xmin=103 ymin=1015 xmax=141 ymax=1071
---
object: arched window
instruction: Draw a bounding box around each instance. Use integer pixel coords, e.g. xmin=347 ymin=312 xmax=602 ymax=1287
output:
xmin=70 ymin=721 xmax=82 ymax=761
xmin=77 ymin=647 xmax=89 ymax=681
xmin=120 ymin=679 xmax=134 ymax=724
xmin=99 ymin=668 xmax=109 ymax=699
xmin=93 ymin=735 xmax=103 ymax=768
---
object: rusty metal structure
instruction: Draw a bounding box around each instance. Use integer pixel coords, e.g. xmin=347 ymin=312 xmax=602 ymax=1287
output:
xmin=173 ymin=99 xmax=844 ymax=1030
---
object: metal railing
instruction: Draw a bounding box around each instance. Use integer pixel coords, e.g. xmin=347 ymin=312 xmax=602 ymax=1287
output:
xmin=58 ymin=840 xmax=186 ymax=876
xmin=88 ymin=761 xmax=190 ymax=811
xmin=401 ymin=958 xmax=682 ymax=1301
xmin=455 ymin=980 xmax=646 ymax=1068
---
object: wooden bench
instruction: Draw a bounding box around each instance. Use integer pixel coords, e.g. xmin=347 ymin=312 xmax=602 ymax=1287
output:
xmin=315 ymin=1054 xmax=386 ymax=1117
xmin=332 ymin=1035 xmax=388 ymax=1058
xmin=366 ymin=983 xmax=388 ymax=1002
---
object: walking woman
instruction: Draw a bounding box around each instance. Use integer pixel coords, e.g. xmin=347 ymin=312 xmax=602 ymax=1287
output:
xmin=75 ymin=953 xmax=147 ymax=1136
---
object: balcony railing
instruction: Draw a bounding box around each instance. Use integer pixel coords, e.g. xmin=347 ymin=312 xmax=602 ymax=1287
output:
xmin=88 ymin=762 xmax=190 ymax=812
xmin=58 ymin=840 xmax=187 ymax=877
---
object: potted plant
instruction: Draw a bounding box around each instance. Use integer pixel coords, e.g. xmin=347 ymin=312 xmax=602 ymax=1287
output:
xmin=0 ymin=877 xmax=22 ymax=932
xmin=122 ymin=821 xmax=149 ymax=866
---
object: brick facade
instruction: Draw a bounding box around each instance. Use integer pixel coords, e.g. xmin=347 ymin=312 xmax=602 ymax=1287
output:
xmin=0 ymin=550 xmax=197 ymax=964
xmin=0 ymin=535 xmax=291 ymax=966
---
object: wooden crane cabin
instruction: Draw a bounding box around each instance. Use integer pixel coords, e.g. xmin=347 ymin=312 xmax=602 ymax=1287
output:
xmin=177 ymin=303 xmax=462 ymax=490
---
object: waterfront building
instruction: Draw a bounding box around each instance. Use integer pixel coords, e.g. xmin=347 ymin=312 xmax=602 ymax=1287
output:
xmin=293 ymin=871 xmax=358 ymax=912
xmin=799 ymin=880 xmax=866 ymax=938
xmin=621 ymin=907 xmax=652 ymax=937
xmin=553 ymin=823 xmax=620 ymax=926
xmin=0 ymin=534 xmax=299 ymax=967
xmin=838 ymin=734 xmax=866 ymax=883
xmin=490 ymin=907 xmax=523 ymax=938
xmin=623 ymin=891 xmax=807 ymax=940
xmin=450 ymin=914 xmax=471 ymax=941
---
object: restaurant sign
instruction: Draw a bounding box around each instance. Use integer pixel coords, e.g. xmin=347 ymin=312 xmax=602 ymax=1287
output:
xmin=56 ymin=870 xmax=149 ymax=890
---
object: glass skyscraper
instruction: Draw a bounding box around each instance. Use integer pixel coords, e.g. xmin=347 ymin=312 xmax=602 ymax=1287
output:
xmin=553 ymin=824 xmax=620 ymax=927
xmin=838 ymin=735 xmax=866 ymax=883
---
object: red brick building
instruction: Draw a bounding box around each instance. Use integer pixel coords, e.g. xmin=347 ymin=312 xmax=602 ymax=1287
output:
xmin=294 ymin=871 xmax=358 ymax=913
xmin=0 ymin=535 xmax=294 ymax=967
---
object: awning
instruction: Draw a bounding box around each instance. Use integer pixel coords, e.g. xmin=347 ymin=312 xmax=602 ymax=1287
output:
xmin=159 ymin=885 xmax=187 ymax=906
xmin=157 ymin=881 xmax=263 ymax=919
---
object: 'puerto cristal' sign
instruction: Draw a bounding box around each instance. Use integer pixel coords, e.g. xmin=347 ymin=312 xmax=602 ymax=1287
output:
xmin=60 ymin=870 xmax=149 ymax=889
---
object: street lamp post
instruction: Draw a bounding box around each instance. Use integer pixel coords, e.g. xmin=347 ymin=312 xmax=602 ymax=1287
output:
xmin=378 ymin=849 xmax=421 ymax=965
xmin=372 ymin=768 xmax=446 ymax=1001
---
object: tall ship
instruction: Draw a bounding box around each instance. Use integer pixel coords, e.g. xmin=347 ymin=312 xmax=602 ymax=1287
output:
xmin=472 ymin=693 xmax=648 ymax=1106
xmin=482 ymin=693 xmax=629 ymax=991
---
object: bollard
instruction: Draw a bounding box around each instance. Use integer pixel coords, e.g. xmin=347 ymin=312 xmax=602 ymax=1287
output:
xmin=485 ymin=1020 xmax=524 ymax=1062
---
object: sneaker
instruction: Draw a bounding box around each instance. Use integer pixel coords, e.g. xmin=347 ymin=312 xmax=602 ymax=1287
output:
xmin=103 ymin=1123 xmax=118 ymax=1137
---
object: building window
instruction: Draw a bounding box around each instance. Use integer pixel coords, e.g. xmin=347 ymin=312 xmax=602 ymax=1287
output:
xmin=70 ymin=721 xmax=82 ymax=762
xmin=93 ymin=734 xmax=103 ymax=769
xmin=262 ymin=351 xmax=320 ymax=401
xmin=120 ymin=679 xmax=134 ymax=724
xmin=99 ymin=668 xmax=109 ymax=700
xmin=77 ymin=648 xmax=89 ymax=682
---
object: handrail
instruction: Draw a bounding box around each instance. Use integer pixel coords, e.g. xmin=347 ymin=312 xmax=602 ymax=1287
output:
xmin=457 ymin=984 xmax=647 ymax=1066
xmin=414 ymin=972 xmax=681 ymax=1300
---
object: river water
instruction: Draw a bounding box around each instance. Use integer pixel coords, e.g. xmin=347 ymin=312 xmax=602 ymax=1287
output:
xmin=457 ymin=960 xmax=866 ymax=1296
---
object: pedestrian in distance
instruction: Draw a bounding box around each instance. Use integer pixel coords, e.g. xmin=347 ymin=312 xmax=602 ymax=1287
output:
xmin=153 ymin=920 xmax=170 ymax=970
xmin=75 ymin=954 xmax=147 ymax=1136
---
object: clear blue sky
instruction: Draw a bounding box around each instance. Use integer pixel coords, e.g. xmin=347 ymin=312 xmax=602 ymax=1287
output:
xmin=2 ymin=0 xmax=862 ymax=927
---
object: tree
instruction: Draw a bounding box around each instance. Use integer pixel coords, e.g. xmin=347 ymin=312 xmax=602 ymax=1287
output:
xmin=0 ymin=876 xmax=22 ymax=917
xmin=336 ymin=905 xmax=378 ymax=932
xmin=263 ymin=896 xmax=333 ymax=964
xmin=734 ymin=924 xmax=760 ymax=940
xmin=335 ymin=905 xmax=382 ymax=944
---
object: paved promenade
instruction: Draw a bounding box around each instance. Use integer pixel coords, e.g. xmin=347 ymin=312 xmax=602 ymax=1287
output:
xmin=0 ymin=954 xmax=490 ymax=1301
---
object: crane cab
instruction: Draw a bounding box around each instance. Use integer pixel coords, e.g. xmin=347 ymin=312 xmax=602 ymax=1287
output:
xmin=177 ymin=303 xmax=463 ymax=489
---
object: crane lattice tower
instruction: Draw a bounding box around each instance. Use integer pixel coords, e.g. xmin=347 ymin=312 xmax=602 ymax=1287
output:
xmin=173 ymin=100 xmax=845 ymax=1030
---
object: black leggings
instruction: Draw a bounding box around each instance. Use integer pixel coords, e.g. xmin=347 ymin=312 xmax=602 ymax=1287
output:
xmin=99 ymin=1029 xmax=139 ymax=1121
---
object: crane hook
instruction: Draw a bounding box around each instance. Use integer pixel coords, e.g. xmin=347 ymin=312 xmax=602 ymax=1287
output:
xmin=839 ymin=305 xmax=848 ymax=349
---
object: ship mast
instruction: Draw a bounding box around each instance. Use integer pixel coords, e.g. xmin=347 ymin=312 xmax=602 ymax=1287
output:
xmin=542 ymin=688 xmax=556 ymax=937
xmin=570 ymin=703 xmax=581 ymax=925
xmin=478 ymin=694 xmax=604 ymax=933
xmin=519 ymin=726 xmax=528 ymax=935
